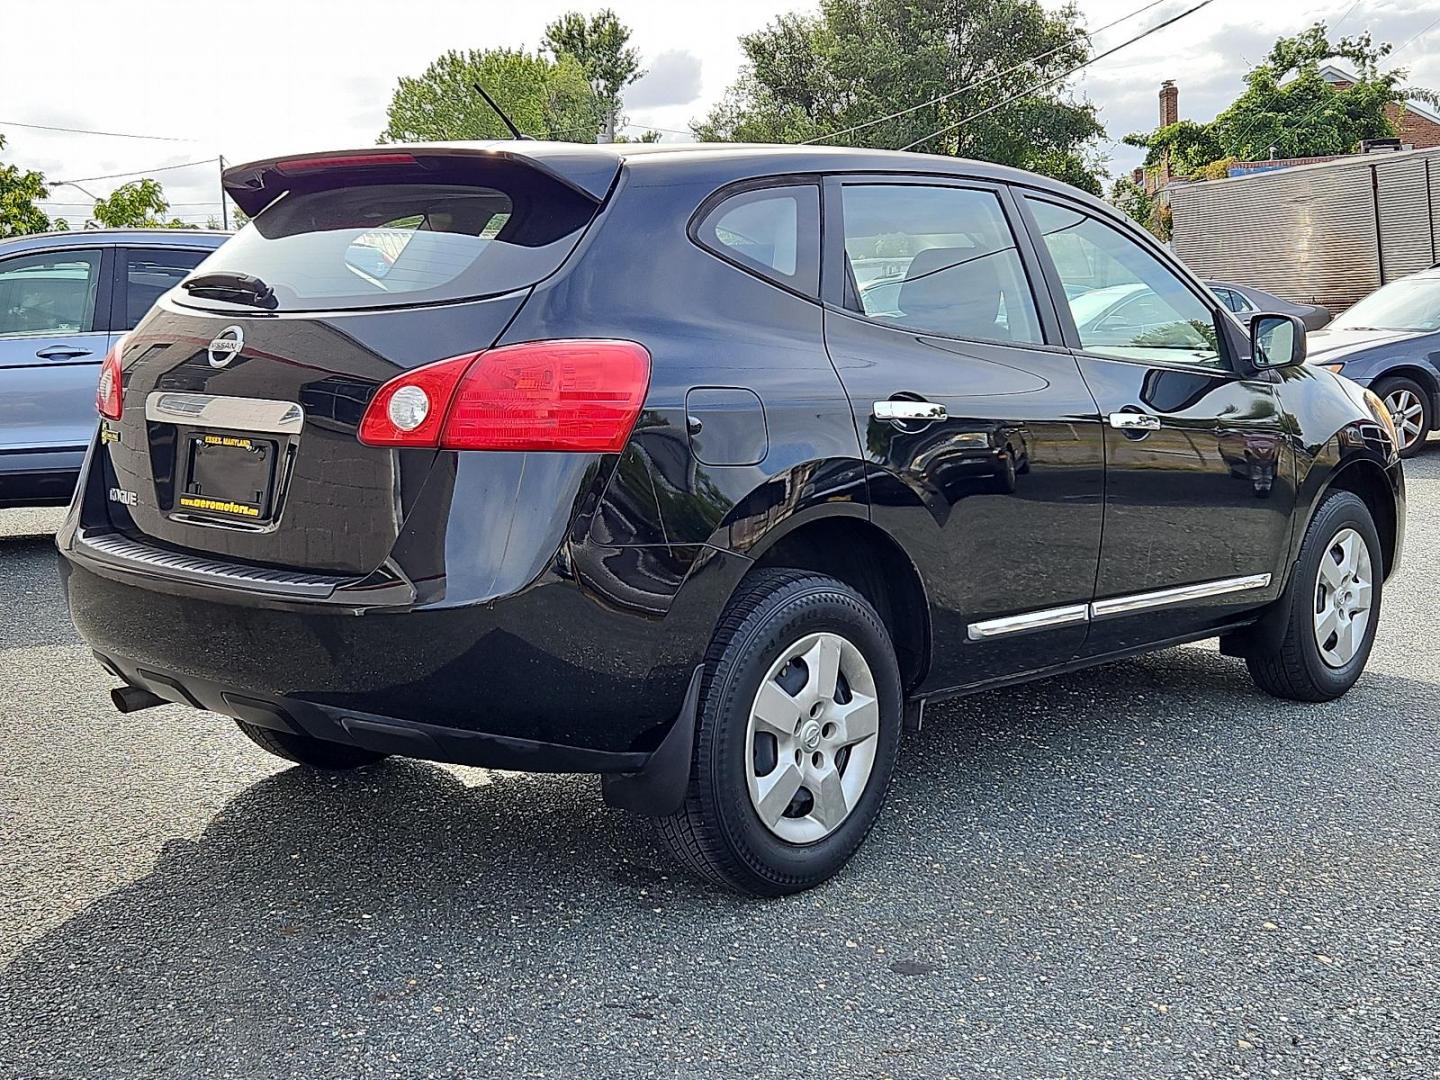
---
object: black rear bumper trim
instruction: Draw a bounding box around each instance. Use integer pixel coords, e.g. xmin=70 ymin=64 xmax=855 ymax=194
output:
xmin=76 ymin=530 xmax=347 ymax=598
xmin=105 ymin=653 xmax=651 ymax=775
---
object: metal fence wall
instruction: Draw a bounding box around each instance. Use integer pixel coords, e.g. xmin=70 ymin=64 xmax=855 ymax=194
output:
xmin=1170 ymin=147 xmax=1440 ymax=313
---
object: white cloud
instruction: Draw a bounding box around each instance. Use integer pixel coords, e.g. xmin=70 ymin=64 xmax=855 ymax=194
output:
xmin=626 ymin=50 xmax=704 ymax=109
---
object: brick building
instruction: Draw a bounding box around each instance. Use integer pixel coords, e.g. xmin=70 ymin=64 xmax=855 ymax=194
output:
xmin=1320 ymin=65 xmax=1440 ymax=149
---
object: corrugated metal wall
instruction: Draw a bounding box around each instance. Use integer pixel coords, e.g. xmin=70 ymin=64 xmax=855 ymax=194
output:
xmin=1376 ymin=157 xmax=1433 ymax=282
xmin=1170 ymin=147 xmax=1440 ymax=313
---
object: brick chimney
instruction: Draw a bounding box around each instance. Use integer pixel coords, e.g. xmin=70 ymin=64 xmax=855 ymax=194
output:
xmin=1160 ymin=80 xmax=1179 ymax=127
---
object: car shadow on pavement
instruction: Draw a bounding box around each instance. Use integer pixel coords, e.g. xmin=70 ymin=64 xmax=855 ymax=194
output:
xmin=1 ymin=646 xmax=1436 ymax=1078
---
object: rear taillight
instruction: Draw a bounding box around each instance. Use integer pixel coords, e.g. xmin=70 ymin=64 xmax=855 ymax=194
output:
xmin=97 ymin=336 xmax=126 ymax=420
xmin=358 ymin=340 xmax=651 ymax=453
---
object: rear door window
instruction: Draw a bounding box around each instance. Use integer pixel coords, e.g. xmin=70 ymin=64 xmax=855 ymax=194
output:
xmin=122 ymin=248 xmax=210 ymax=328
xmin=839 ymin=183 xmax=1043 ymax=345
xmin=176 ymin=163 xmax=598 ymax=313
xmin=694 ymin=185 xmax=820 ymax=296
xmin=0 ymin=250 xmax=102 ymax=337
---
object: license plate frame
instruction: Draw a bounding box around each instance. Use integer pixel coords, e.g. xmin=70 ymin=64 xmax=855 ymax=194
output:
xmin=178 ymin=433 xmax=279 ymax=522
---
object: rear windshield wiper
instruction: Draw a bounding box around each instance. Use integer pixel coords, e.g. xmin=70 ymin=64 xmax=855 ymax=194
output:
xmin=181 ymin=271 xmax=278 ymax=310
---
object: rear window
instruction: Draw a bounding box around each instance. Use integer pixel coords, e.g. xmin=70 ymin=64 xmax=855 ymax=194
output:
xmin=694 ymin=184 xmax=820 ymax=296
xmin=176 ymin=164 xmax=597 ymax=313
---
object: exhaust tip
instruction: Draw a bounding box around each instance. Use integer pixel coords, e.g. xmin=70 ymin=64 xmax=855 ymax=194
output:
xmin=111 ymin=685 xmax=168 ymax=714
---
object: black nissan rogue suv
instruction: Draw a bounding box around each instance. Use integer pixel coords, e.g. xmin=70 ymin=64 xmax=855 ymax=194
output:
xmin=57 ymin=142 xmax=1405 ymax=895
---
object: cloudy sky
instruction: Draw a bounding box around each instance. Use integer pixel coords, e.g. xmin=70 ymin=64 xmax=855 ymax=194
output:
xmin=2 ymin=0 xmax=1438 ymax=223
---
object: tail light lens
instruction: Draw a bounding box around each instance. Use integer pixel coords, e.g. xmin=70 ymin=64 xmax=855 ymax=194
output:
xmin=358 ymin=340 xmax=651 ymax=453
xmin=96 ymin=336 xmax=127 ymax=420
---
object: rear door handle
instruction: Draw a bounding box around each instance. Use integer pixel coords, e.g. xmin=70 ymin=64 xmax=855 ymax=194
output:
xmin=35 ymin=344 xmax=92 ymax=360
xmin=873 ymin=400 xmax=947 ymax=423
xmin=1108 ymin=412 xmax=1160 ymax=431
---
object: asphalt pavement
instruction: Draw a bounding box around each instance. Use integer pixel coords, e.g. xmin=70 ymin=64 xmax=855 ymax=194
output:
xmin=1 ymin=457 xmax=1438 ymax=1079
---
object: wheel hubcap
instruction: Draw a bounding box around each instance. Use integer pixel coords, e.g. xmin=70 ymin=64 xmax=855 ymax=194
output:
xmin=1384 ymin=388 xmax=1424 ymax=450
xmin=1313 ymin=526 xmax=1374 ymax=668
xmin=744 ymin=631 xmax=880 ymax=844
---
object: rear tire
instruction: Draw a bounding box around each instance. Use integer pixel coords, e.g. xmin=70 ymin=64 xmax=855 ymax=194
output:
xmin=656 ymin=569 xmax=903 ymax=896
xmin=1246 ymin=490 xmax=1382 ymax=702
xmin=235 ymin=720 xmax=389 ymax=770
xmin=1374 ymin=376 xmax=1430 ymax=458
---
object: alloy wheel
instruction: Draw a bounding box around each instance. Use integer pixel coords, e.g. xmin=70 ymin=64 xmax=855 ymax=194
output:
xmin=744 ymin=632 xmax=880 ymax=844
xmin=1313 ymin=526 xmax=1373 ymax=668
xmin=1383 ymin=387 xmax=1425 ymax=451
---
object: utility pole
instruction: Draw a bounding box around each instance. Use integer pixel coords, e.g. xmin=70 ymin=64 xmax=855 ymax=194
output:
xmin=218 ymin=155 xmax=228 ymax=230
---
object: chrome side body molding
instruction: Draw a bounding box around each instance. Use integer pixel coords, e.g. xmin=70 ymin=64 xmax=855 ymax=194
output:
xmin=966 ymin=603 xmax=1089 ymax=641
xmin=1089 ymin=574 xmax=1273 ymax=619
xmin=966 ymin=573 xmax=1273 ymax=640
xmin=145 ymin=392 xmax=305 ymax=435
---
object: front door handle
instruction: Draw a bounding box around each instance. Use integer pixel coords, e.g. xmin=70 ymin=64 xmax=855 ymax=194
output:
xmin=35 ymin=344 xmax=92 ymax=360
xmin=1108 ymin=412 xmax=1160 ymax=431
xmin=873 ymin=400 xmax=947 ymax=423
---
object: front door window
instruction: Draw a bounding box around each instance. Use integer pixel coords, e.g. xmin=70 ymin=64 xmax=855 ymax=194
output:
xmin=1026 ymin=199 xmax=1224 ymax=369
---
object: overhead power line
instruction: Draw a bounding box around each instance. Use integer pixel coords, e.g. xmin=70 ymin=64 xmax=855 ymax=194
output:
xmin=1395 ymin=13 xmax=1440 ymax=55
xmin=897 ymin=0 xmax=1217 ymax=152
xmin=56 ymin=158 xmax=219 ymax=184
xmin=0 ymin=118 xmax=197 ymax=142
xmin=620 ymin=122 xmax=694 ymax=137
xmin=804 ymin=0 xmax=1178 ymax=145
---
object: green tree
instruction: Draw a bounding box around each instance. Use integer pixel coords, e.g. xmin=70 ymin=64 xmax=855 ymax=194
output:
xmin=89 ymin=178 xmax=193 ymax=229
xmin=543 ymin=8 xmax=643 ymax=141
xmin=380 ymin=48 xmax=596 ymax=143
xmin=693 ymin=0 xmax=1105 ymax=192
xmin=0 ymin=134 xmax=53 ymax=237
xmin=1126 ymin=25 xmax=1434 ymax=176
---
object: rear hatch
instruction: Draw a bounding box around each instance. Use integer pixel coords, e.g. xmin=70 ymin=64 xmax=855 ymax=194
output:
xmin=98 ymin=147 xmax=611 ymax=577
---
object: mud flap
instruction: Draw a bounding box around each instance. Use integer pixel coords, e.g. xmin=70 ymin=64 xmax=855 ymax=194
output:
xmin=601 ymin=663 xmax=704 ymax=817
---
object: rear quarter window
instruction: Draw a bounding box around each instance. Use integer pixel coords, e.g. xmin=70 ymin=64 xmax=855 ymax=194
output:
xmin=175 ymin=161 xmax=598 ymax=314
xmin=694 ymin=184 xmax=821 ymax=297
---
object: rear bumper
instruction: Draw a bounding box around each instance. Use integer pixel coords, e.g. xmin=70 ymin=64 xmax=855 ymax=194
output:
xmin=58 ymin=534 xmax=745 ymax=762
xmin=95 ymin=651 xmax=651 ymax=773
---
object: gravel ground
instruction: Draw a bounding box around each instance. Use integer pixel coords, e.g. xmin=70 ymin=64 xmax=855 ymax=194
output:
xmin=1 ymin=457 xmax=1438 ymax=1080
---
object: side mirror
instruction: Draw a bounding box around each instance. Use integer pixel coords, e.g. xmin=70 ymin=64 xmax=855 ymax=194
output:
xmin=1249 ymin=312 xmax=1307 ymax=371
xmin=1250 ymin=313 xmax=1306 ymax=370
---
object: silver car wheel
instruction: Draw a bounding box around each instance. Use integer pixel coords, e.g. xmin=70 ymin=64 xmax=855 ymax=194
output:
xmin=744 ymin=631 xmax=880 ymax=844
xmin=1313 ymin=526 xmax=1374 ymax=669
xmin=1383 ymin=387 xmax=1425 ymax=450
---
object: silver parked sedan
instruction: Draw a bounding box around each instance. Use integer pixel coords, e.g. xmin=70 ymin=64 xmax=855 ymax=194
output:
xmin=1206 ymin=279 xmax=1332 ymax=331
xmin=0 ymin=229 xmax=228 ymax=507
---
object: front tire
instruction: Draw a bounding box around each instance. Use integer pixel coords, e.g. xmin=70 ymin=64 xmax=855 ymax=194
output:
xmin=235 ymin=720 xmax=390 ymax=770
xmin=1374 ymin=376 xmax=1431 ymax=458
xmin=656 ymin=569 xmax=903 ymax=896
xmin=1246 ymin=490 xmax=1382 ymax=702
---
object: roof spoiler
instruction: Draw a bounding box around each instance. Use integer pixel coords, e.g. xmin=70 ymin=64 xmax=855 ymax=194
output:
xmin=221 ymin=143 xmax=622 ymax=217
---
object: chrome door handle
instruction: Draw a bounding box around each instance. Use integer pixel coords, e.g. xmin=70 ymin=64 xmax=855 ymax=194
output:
xmin=1108 ymin=412 xmax=1160 ymax=431
xmin=873 ymin=400 xmax=947 ymax=423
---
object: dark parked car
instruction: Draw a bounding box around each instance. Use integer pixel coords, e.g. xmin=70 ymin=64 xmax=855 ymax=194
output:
xmin=1306 ymin=267 xmax=1440 ymax=456
xmin=58 ymin=143 xmax=1405 ymax=895
xmin=0 ymin=229 xmax=228 ymax=507
xmin=1206 ymin=280 xmax=1331 ymax=332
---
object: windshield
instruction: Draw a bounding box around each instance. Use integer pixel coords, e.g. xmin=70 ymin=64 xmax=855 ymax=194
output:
xmin=176 ymin=164 xmax=597 ymax=314
xmin=1332 ymin=276 xmax=1440 ymax=332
